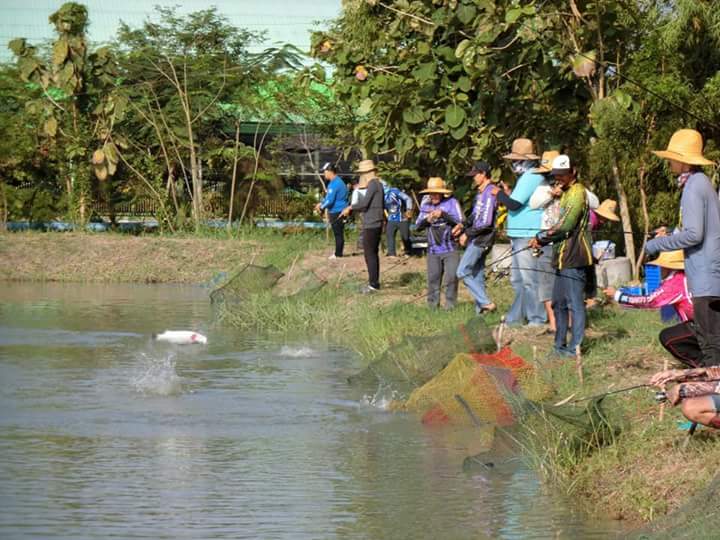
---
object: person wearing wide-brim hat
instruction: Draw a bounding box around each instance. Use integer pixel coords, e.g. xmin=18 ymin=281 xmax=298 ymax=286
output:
xmin=645 ymin=128 xmax=720 ymax=367
xmin=416 ymin=177 xmax=464 ymax=310
xmin=605 ymin=249 xmax=701 ymax=369
xmin=494 ymin=138 xmax=547 ymax=326
xmin=340 ymin=159 xmax=385 ymax=293
xmin=594 ymin=199 xmax=620 ymax=224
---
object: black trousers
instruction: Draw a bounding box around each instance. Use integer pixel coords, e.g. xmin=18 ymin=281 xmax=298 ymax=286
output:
xmin=386 ymin=220 xmax=412 ymax=256
xmin=693 ymin=297 xmax=720 ymax=367
xmin=328 ymin=212 xmax=345 ymax=257
xmin=659 ymin=321 xmax=702 ymax=368
xmin=363 ymin=227 xmax=382 ymax=289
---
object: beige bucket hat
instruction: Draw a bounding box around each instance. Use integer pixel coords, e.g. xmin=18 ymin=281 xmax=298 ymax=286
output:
xmin=652 ymin=129 xmax=714 ymax=166
xmin=356 ymin=159 xmax=378 ymax=174
xmin=649 ymin=250 xmax=684 ymax=271
xmin=595 ymin=199 xmax=620 ymax=222
xmin=503 ymin=138 xmax=540 ymax=161
xmin=532 ymin=150 xmax=560 ymax=174
xmin=420 ymin=177 xmax=452 ymax=195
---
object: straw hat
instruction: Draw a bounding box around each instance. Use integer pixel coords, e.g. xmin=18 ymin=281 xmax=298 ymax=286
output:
xmin=420 ymin=177 xmax=452 ymax=195
xmin=652 ymin=129 xmax=714 ymax=166
xmin=595 ymin=199 xmax=620 ymax=222
xmin=648 ymin=250 xmax=684 ymax=271
xmin=356 ymin=159 xmax=378 ymax=174
xmin=503 ymin=138 xmax=540 ymax=161
xmin=532 ymin=150 xmax=560 ymax=174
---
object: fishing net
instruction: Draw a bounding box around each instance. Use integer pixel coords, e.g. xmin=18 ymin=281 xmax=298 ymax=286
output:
xmin=209 ymin=263 xmax=325 ymax=305
xmin=632 ymin=474 xmax=720 ymax=539
xmin=400 ymin=347 xmax=554 ymax=427
xmin=346 ymin=317 xmax=496 ymax=397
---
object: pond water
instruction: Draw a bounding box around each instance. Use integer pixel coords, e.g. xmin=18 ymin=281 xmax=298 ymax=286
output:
xmin=0 ymin=282 xmax=622 ymax=539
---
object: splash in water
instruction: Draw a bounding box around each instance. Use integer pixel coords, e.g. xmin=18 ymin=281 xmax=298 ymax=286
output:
xmin=279 ymin=345 xmax=316 ymax=358
xmin=132 ymin=352 xmax=183 ymax=396
xmin=362 ymin=384 xmax=401 ymax=410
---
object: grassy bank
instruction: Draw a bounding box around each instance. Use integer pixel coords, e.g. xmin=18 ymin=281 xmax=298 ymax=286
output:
xmin=0 ymin=229 xmax=327 ymax=283
xmin=3 ymin=230 xmax=717 ymax=529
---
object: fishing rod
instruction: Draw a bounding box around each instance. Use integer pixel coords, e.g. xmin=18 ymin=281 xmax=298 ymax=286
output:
xmin=562 ymin=383 xmax=651 ymax=405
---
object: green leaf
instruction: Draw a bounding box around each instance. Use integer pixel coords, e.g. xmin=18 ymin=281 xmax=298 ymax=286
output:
xmin=455 ymin=39 xmax=471 ymax=59
xmin=613 ymin=90 xmax=633 ymax=110
xmin=403 ymin=107 xmax=425 ymax=124
xmin=103 ymin=142 xmax=119 ymax=164
xmin=445 ymin=104 xmax=466 ymax=128
xmin=44 ymin=117 xmax=58 ymax=137
xmin=417 ymin=42 xmax=431 ymax=55
xmin=357 ymin=97 xmax=373 ymax=116
xmin=457 ymin=76 xmax=472 ymax=92
xmin=455 ymin=92 xmax=469 ymax=102
xmin=505 ymin=8 xmax=522 ymax=24
xmin=457 ymin=4 xmax=477 ymax=25
xmin=437 ymin=46 xmax=456 ymax=62
xmin=450 ymin=123 xmax=468 ymax=140
xmin=412 ymin=62 xmax=436 ymax=82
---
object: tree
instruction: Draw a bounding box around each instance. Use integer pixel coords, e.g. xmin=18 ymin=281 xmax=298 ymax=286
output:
xmin=8 ymin=2 xmax=122 ymax=224
xmin=311 ymin=0 xmax=591 ymax=186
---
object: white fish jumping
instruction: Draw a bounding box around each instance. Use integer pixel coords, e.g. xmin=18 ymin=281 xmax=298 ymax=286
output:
xmin=154 ymin=330 xmax=208 ymax=345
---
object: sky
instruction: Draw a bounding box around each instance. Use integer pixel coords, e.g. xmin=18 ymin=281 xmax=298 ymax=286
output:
xmin=0 ymin=0 xmax=341 ymax=61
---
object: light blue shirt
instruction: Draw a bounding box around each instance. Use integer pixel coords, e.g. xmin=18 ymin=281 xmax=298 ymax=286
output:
xmin=506 ymin=170 xmax=544 ymax=238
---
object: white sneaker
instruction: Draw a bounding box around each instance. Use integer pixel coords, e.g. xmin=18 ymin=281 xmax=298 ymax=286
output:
xmin=328 ymin=254 xmax=337 ymax=260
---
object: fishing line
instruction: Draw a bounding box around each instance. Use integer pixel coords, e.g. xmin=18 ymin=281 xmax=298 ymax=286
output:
xmin=565 ymin=383 xmax=650 ymax=404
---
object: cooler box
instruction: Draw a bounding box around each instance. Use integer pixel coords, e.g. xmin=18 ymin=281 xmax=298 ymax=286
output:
xmin=644 ymin=264 xmax=662 ymax=293
xmin=593 ymin=241 xmax=615 ymax=261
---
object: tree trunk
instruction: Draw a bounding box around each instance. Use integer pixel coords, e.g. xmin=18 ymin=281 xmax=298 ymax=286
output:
xmin=611 ymin=159 xmax=636 ymax=271
xmin=0 ymin=179 xmax=7 ymax=232
xmin=633 ymin=165 xmax=650 ymax=281
xmin=239 ymin=123 xmax=272 ymax=227
xmin=227 ymin=121 xmax=241 ymax=233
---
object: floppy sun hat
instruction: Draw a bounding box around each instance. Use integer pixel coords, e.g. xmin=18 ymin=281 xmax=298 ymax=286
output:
xmin=532 ymin=150 xmax=560 ymax=174
xmin=595 ymin=199 xmax=620 ymax=222
xmin=420 ymin=177 xmax=452 ymax=195
xmin=648 ymin=250 xmax=684 ymax=271
xmin=652 ymin=129 xmax=714 ymax=166
xmin=503 ymin=138 xmax=540 ymax=161
xmin=356 ymin=159 xmax=378 ymax=174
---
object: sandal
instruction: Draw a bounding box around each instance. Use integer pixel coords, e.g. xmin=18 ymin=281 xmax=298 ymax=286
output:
xmin=480 ymin=303 xmax=497 ymax=313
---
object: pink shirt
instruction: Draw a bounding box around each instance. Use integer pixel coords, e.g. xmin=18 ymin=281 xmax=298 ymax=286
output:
xmin=614 ymin=271 xmax=693 ymax=321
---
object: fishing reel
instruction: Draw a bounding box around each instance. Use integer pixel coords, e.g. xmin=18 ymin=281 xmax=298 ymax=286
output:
xmin=654 ymin=391 xmax=668 ymax=403
xmin=531 ymin=247 xmax=543 ymax=258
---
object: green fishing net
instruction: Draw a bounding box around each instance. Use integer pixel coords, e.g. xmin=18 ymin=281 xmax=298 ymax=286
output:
xmin=347 ymin=317 xmax=497 ymax=398
xmin=209 ymin=263 xmax=325 ymax=306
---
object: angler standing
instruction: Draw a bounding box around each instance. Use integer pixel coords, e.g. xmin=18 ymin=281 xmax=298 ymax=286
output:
xmin=383 ymin=183 xmax=414 ymax=257
xmin=341 ymin=160 xmax=384 ymax=293
xmin=497 ymin=138 xmax=546 ymax=326
xmin=315 ymin=162 xmax=348 ymax=259
xmin=455 ymin=161 xmax=498 ymax=314
xmin=530 ymin=155 xmax=593 ymax=357
xmin=416 ymin=177 xmax=464 ymax=310
xmin=645 ymin=129 xmax=720 ymax=367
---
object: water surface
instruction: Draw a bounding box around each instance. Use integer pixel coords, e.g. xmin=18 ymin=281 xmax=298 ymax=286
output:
xmin=0 ymin=282 xmax=620 ymax=539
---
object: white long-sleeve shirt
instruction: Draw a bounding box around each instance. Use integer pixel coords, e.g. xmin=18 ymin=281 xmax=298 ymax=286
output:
xmin=529 ymin=181 xmax=599 ymax=231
